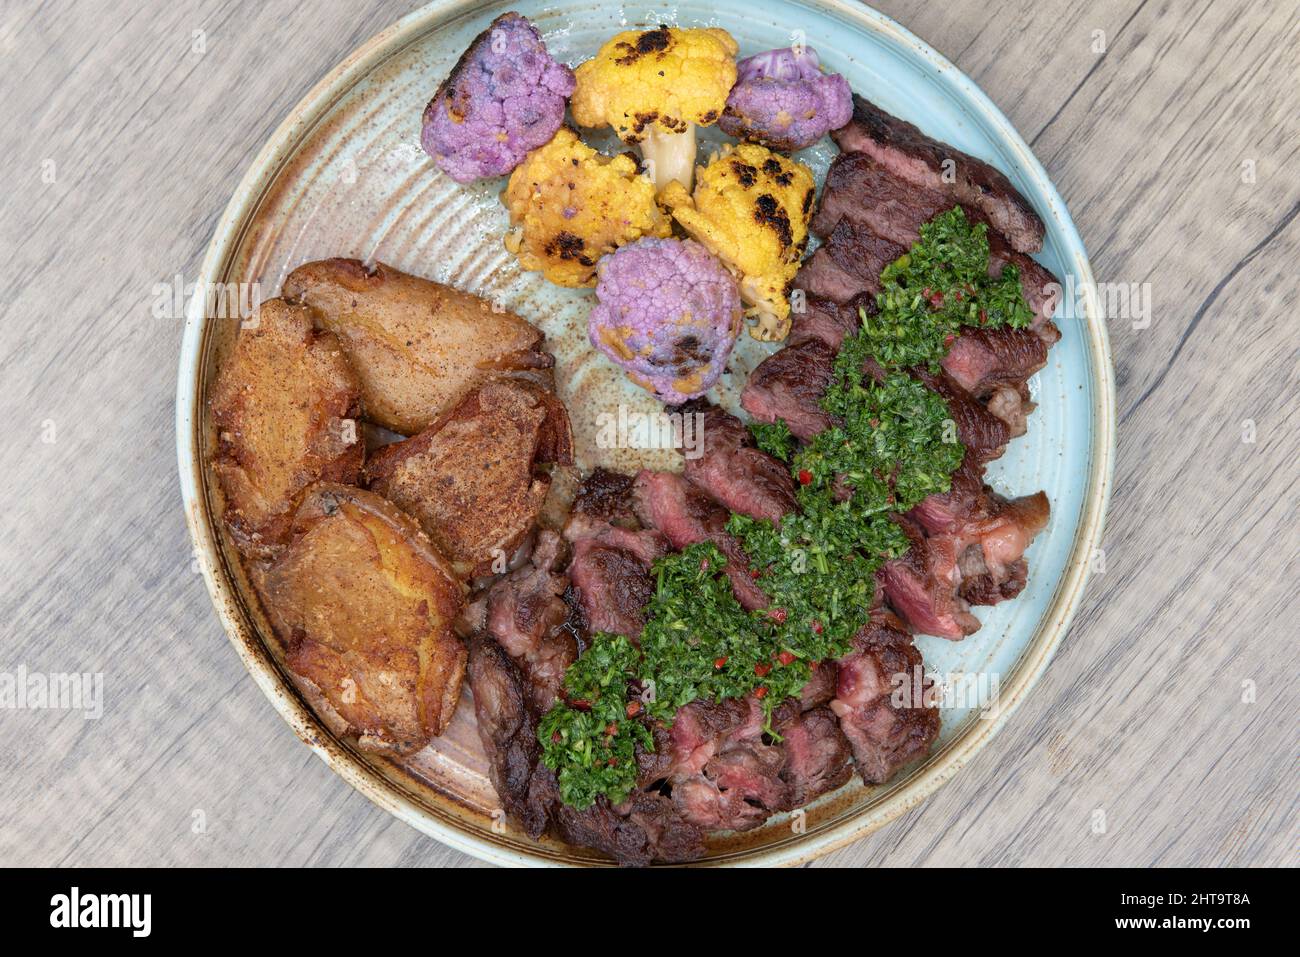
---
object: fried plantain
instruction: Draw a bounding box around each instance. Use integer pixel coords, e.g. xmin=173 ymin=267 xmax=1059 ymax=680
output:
xmin=208 ymin=298 xmax=363 ymax=557
xmin=255 ymin=483 xmax=467 ymax=755
xmin=367 ymin=376 xmax=574 ymax=577
xmin=282 ymin=258 xmax=553 ymax=435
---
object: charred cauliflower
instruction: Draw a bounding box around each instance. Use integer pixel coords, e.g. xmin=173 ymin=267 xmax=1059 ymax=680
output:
xmin=661 ymin=144 xmax=816 ymax=340
xmin=570 ymin=25 xmax=738 ymax=193
xmin=503 ymin=127 xmax=671 ymax=287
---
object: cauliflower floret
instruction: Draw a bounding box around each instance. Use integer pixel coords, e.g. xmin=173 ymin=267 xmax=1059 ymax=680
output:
xmin=661 ymin=144 xmax=816 ymax=341
xmin=503 ymin=127 xmax=671 ymax=287
xmin=420 ymin=13 xmax=575 ymax=183
xmin=719 ymin=46 xmax=853 ymax=152
xmin=588 ymin=238 xmax=743 ymax=403
xmin=570 ymin=25 xmax=738 ymax=193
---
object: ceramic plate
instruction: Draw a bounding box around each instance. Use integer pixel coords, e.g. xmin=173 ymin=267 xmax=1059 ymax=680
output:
xmin=176 ymin=0 xmax=1114 ymax=865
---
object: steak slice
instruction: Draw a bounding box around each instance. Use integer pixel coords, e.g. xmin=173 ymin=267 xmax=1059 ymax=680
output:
xmin=832 ymin=94 xmax=1046 ymax=254
xmin=880 ymin=518 xmax=982 ymax=641
xmin=741 ymin=336 xmax=838 ymax=441
xmin=812 ymin=152 xmax=1059 ymax=331
xmin=563 ymin=470 xmax=669 ymax=639
xmin=631 ymin=470 xmax=769 ymax=611
xmin=831 ymin=612 xmax=940 ymax=784
xmin=481 ymin=529 xmax=576 ymax=713
xmin=788 ymin=293 xmax=865 ymax=351
xmin=777 ymin=706 xmax=855 ymax=807
xmin=682 ymin=403 xmax=798 ymax=524
xmin=941 ymin=325 xmax=1049 ymax=398
xmin=911 ymin=366 xmax=1010 ymax=463
xmin=465 ymin=636 xmax=553 ymax=838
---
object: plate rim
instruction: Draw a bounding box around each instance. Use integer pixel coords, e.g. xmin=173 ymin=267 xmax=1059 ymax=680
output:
xmin=175 ymin=0 xmax=1115 ymax=867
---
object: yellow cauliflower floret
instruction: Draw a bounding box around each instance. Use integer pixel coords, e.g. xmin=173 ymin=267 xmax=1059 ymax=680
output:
xmin=571 ymin=26 xmax=738 ymax=192
xmin=503 ymin=127 xmax=671 ymax=287
xmin=661 ymin=144 xmax=816 ymax=341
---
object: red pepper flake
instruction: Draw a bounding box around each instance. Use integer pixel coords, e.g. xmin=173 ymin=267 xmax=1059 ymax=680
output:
xmin=625 ymin=700 xmax=642 ymax=718
xmin=869 ymin=417 xmax=879 ymax=428
xmin=811 ymin=620 xmax=824 ymax=635
xmin=551 ymin=731 xmax=562 ymax=743
xmin=929 ymin=292 xmax=945 ymax=308
xmin=754 ymin=662 xmax=772 ymax=677
xmin=754 ymin=686 xmax=768 ymax=699
xmin=776 ymin=650 xmax=797 ymax=666
xmin=605 ymin=723 xmax=619 ymax=736
xmin=714 ymin=656 xmax=728 ymax=669
xmin=607 ymin=758 xmax=618 ymax=767
xmin=770 ymin=607 xmax=788 ymax=624
xmin=700 ymin=558 xmax=710 ymax=571
xmin=979 ymin=309 xmax=988 ymax=324
xmin=569 ymin=698 xmax=591 ymax=711
xmin=750 ymin=567 xmax=762 ymax=579
xmin=798 ymin=469 xmax=812 ymax=485
xmin=943 ymin=333 xmax=955 ymax=346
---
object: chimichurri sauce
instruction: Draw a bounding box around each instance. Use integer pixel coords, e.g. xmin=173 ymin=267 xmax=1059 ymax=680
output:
xmin=540 ymin=207 xmax=1030 ymax=810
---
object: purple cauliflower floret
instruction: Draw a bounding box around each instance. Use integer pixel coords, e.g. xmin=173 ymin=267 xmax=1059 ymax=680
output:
xmin=420 ymin=13 xmax=575 ymax=183
xmin=718 ymin=46 xmax=852 ymax=152
xmin=588 ymin=238 xmax=743 ymax=403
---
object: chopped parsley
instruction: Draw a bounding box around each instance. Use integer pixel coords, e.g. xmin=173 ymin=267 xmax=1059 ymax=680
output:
xmin=865 ymin=206 xmax=1033 ymax=369
xmin=541 ymin=204 xmax=1030 ymax=809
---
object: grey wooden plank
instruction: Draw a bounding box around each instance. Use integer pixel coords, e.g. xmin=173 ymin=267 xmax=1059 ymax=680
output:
xmin=0 ymin=0 xmax=1294 ymax=868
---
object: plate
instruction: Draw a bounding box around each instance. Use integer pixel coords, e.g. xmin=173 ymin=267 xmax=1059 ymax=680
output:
xmin=176 ymin=0 xmax=1114 ymax=866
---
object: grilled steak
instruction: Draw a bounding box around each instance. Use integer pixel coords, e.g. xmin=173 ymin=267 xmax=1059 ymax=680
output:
xmin=563 ymin=471 xmax=669 ymax=639
xmin=812 ymin=152 xmax=1060 ymax=330
xmin=632 ymin=470 xmax=769 ymax=611
xmin=465 ymin=636 xmax=553 ymax=838
xmin=777 ymin=707 xmax=855 ymax=807
xmin=741 ymin=336 xmax=838 ymax=441
xmin=788 ymin=293 xmax=867 ymax=351
xmin=480 ymin=529 xmax=576 ymax=713
xmin=911 ymin=366 xmax=1011 ymax=463
xmin=831 ymin=612 xmax=941 ymax=783
xmin=682 ymin=403 xmax=798 ymax=524
xmin=832 ymin=94 xmax=1046 ymax=254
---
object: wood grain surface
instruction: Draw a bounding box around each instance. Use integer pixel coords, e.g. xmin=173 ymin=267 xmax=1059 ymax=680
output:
xmin=1 ymin=0 xmax=1295 ymax=867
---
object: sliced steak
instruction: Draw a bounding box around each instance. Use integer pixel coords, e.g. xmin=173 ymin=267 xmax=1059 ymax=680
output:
xmin=482 ymin=529 xmax=576 ymax=713
xmin=682 ymin=403 xmax=798 ymax=524
xmin=570 ymin=466 xmax=640 ymax=529
xmin=741 ymin=337 xmax=838 ymax=441
xmin=530 ymin=768 xmax=705 ymax=866
xmin=831 ymin=612 xmax=941 ymax=784
xmin=631 ymin=470 xmax=769 ymax=611
xmin=564 ymin=470 xmax=669 ymax=639
xmin=794 ymin=219 xmax=905 ymax=304
xmin=788 ymin=293 xmax=866 ymax=351
xmin=953 ymin=489 xmax=1050 ymax=606
xmin=777 ymin=706 xmax=855 ymax=807
xmin=941 ymin=325 xmax=1048 ymax=397
xmin=908 ymin=450 xmax=986 ymax=536
xmin=912 ymin=366 xmax=1010 ymax=463
xmin=465 ymin=636 xmax=553 ymax=839
xmin=880 ymin=518 xmax=982 ymax=640
xmin=832 ymin=94 xmax=1045 ymax=254
xmin=813 ymin=152 xmax=1059 ymax=331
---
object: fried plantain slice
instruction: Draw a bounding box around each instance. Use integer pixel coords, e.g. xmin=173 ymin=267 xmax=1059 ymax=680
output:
xmin=282 ymin=258 xmax=553 ymax=435
xmin=256 ymin=483 xmax=467 ymax=755
xmin=208 ymin=298 xmax=363 ymax=557
xmin=367 ymin=376 xmax=574 ymax=577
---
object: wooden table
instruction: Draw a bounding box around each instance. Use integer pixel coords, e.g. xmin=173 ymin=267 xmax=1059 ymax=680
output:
xmin=2 ymin=0 xmax=1294 ymax=867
